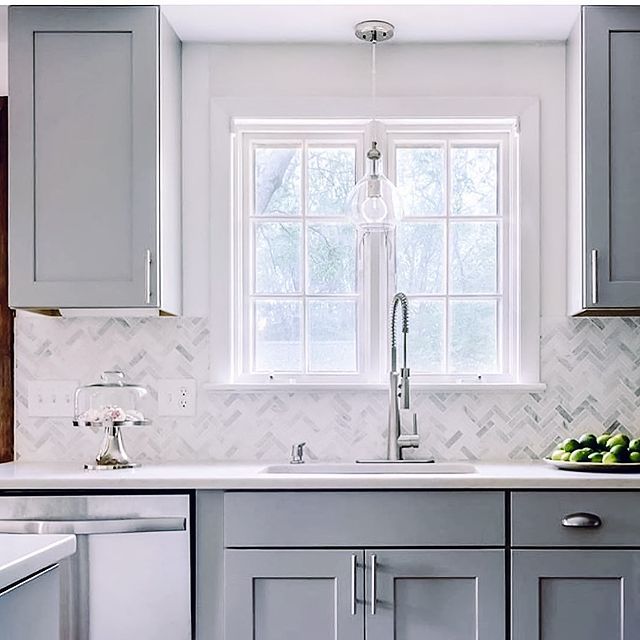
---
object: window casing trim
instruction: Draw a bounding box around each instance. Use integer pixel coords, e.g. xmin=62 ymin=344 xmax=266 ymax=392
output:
xmin=209 ymin=97 xmax=541 ymax=388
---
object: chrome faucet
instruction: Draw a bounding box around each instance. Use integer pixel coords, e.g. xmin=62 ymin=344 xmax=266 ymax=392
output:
xmin=290 ymin=442 xmax=306 ymax=464
xmin=388 ymin=293 xmax=420 ymax=460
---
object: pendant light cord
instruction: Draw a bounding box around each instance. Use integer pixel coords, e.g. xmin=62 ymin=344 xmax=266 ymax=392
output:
xmin=370 ymin=41 xmax=377 ymax=124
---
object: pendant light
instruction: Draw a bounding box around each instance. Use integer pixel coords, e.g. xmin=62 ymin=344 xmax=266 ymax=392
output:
xmin=345 ymin=20 xmax=403 ymax=233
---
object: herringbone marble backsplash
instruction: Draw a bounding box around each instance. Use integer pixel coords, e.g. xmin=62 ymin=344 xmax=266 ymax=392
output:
xmin=13 ymin=312 xmax=640 ymax=463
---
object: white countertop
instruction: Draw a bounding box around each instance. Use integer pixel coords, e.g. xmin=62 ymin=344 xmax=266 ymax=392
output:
xmin=1 ymin=460 xmax=640 ymax=490
xmin=0 ymin=534 xmax=76 ymax=592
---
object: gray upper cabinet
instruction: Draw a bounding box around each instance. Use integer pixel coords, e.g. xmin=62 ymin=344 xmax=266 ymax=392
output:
xmin=8 ymin=6 xmax=182 ymax=314
xmin=512 ymin=550 xmax=640 ymax=640
xmin=365 ymin=550 xmax=505 ymax=640
xmin=568 ymin=7 xmax=640 ymax=314
xmin=225 ymin=549 xmax=365 ymax=640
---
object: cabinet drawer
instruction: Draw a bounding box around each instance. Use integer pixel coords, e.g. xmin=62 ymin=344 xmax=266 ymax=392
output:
xmin=224 ymin=491 xmax=504 ymax=547
xmin=512 ymin=491 xmax=640 ymax=547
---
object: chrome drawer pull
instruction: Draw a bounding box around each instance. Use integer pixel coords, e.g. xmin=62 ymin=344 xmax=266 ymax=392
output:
xmin=145 ymin=249 xmax=153 ymax=304
xmin=561 ymin=512 xmax=602 ymax=529
xmin=370 ymin=554 xmax=377 ymax=615
xmin=350 ymin=554 xmax=357 ymax=615
xmin=591 ymin=249 xmax=598 ymax=305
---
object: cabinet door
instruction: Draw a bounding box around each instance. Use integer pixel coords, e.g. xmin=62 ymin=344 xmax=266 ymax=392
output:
xmin=365 ymin=549 xmax=505 ymax=640
xmin=225 ymin=549 xmax=364 ymax=640
xmin=584 ymin=7 xmax=640 ymax=308
xmin=512 ymin=550 xmax=640 ymax=639
xmin=9 ymin=6 xmax=158 ymax=309
xmin=0 ymin=565 xmax=60 ymax=640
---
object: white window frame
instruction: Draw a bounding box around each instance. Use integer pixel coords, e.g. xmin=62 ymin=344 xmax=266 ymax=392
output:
xmin=207 ymin=97 xmax=542 ymax=392
xmin=235 ymin=125 xmax=368 ymax=384
xmin=385 ymin=123 xmax=516 ymax=383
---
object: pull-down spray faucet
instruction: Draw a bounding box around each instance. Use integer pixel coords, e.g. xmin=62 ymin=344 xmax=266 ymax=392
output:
xmin=388 ymin=292 xmax=421 ymax=461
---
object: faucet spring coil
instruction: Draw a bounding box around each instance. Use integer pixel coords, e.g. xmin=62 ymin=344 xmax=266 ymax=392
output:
xmin=390 ymin=292 xmax=409 ymax=349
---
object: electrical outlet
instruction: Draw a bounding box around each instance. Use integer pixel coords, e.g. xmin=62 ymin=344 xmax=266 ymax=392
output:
xmin=157 ymin=379 xmax=197 ymax=417
xmin=28 ymin=380 xmax=78 ymax=417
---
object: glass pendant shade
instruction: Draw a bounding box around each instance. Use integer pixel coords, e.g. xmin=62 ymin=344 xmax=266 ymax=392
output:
xmin=346 ymin=141 xmax=403 ymax=232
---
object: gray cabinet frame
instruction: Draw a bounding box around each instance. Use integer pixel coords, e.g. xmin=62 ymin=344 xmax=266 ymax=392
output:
xmin=224 ymin=549 xmax=365 ymax=640
xmin=568 ymin=6 xmax=640 ymax=313
xmin=8 ymin=6 xmax=181 ymax=314
xmin=512 ymin=549 xmax=640 ymax=639
xmin=365 ymin=549 xmax=505 ymax=640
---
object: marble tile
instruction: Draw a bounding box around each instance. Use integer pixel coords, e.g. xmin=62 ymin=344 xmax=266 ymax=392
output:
xmin=14 ymin=313 xmax=640 ymax=463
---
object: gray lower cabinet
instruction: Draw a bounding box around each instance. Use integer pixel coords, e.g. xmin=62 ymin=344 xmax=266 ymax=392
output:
xmin=221 ymin=491 xmax=507 ymax=640
xmin=224 ymin=549 xmax=505 ymax=640
xmin=8 ymin=6 xmax=182 ymax=314
xmin=225 ymin=549 xmax=364 ymax=640
xmin=512 ymin=550 xmax=640 ymax=639
xmin=365 ymin=549 xmax=505 ymax=640
xmin=0 ymin=565 xmax=60 ymax=640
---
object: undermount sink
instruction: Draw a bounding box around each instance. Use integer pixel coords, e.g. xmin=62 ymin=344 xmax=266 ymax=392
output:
xmin=262 ymin=462 xmax=476 ymax=475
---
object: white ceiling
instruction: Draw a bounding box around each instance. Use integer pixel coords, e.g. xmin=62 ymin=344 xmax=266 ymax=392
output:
xmin=163 ymin=4 xmax=580 ymax=44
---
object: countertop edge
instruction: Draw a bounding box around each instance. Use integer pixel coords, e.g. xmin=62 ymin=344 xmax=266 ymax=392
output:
xmin=2 ymin=462 xmax=640 ymax=490
xmin=0 ymin=534 xmax=76 ymax=592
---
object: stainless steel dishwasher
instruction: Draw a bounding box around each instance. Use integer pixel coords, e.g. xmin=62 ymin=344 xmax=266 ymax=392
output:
xmin=0 ymin=494 xmax=191 ymax=639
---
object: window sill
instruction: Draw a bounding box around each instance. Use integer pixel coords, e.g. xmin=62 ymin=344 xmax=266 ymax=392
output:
xmin=203 ymin=382 xmax=547 ymax=394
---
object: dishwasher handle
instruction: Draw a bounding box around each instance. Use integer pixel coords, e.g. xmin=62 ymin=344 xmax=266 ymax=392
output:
xmin=0 ymin=517 xmax=186 ymax=535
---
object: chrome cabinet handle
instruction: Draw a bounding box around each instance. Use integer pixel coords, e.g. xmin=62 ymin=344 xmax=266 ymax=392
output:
xmin=350 ymin=554 xmax=357 ymax=615
xmin=370 ymin=554 xmax=377 ymax=615
xmin=0 ymin=517 xmax=186 ymax=535
xmin=591 ymin=249 xmax=598 ymax=305
xmin=145 ymin=249 xmax=153 ymax=304
xmin=561 ymin=512 xmax=602 ymax=529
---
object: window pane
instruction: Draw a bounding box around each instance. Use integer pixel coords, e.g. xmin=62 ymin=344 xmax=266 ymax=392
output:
xmin=396 ymin=147 xmax=445 ymax=216
xmin=396 ymin=222 xmax=445 ymax=294
xmin=308 ymin=147 xmax=355 ymax=216
xmin=254 ymin=222 xmax=301 ymax=294
xmin=450 ymin=222 xmax=498 ymax=294
xmin=308 ymin=300 xmax=357 ymax=372
xmin=449 ymin=300 xmax=498 ymax=373
xmin=408 ymin=299 xmax=445 ymax=373
xmin=307 ymin=224 xmax=356 ymax=294
xmin=254 ymin=300 xmax=303 ymax=372
xmin=451 ymin=146 xmax=498 ymax=216
xmin=254 ymin=147 xmax=301 ymax=216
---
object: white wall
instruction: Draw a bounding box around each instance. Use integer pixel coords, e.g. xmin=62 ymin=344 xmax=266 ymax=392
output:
xmin=24 ymin=39 xmax=640 ymax=465
xmin=182 ymin=42 xmax=566 ymax=319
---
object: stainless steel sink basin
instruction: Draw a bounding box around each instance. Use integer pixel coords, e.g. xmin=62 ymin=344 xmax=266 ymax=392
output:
xmin=262 ymin=462 xmax=476 ymax=474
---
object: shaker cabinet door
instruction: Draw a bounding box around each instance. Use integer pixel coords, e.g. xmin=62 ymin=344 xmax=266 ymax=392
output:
xmin=512 ymin=550 xmax=640 ymax=640
xmin=584 ymin=7 xmax=640 ymax=308
xmin=225 ymin=549 xmax=364 ymax=640
xmin=9 ymin=6 xmax=159 ymax=309
xmin=365 ymin=549 xmax=505 ymax=640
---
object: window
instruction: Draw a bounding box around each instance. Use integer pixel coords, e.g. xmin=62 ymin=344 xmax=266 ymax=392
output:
xmin=230 ymin=117 xmax=532 ymax=387
xmin=389 ymin=128 xmax=513 ymax=380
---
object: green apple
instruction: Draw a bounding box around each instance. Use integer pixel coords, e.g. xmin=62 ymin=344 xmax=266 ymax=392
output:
xmin=562 ymin=438 xmax=580 ymax=453
xmin=579 ymin=434 xmax=598 ymax=449
xmin=606 ymin=434 xmax=630 ymax=450
xmin=569 ymin=448 xmax=591 ymax=462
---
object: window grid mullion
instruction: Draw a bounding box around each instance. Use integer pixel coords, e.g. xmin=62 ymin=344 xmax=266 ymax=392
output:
xmin=248 ymin=142 xmax=257 ymax=374
xmin=443 ymin=139 xmax=451 ymax=373
xmin=302 ymin=139 xmax=309 ymax=374
xmin=251 ymin=293 xmax=360 ymax=300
